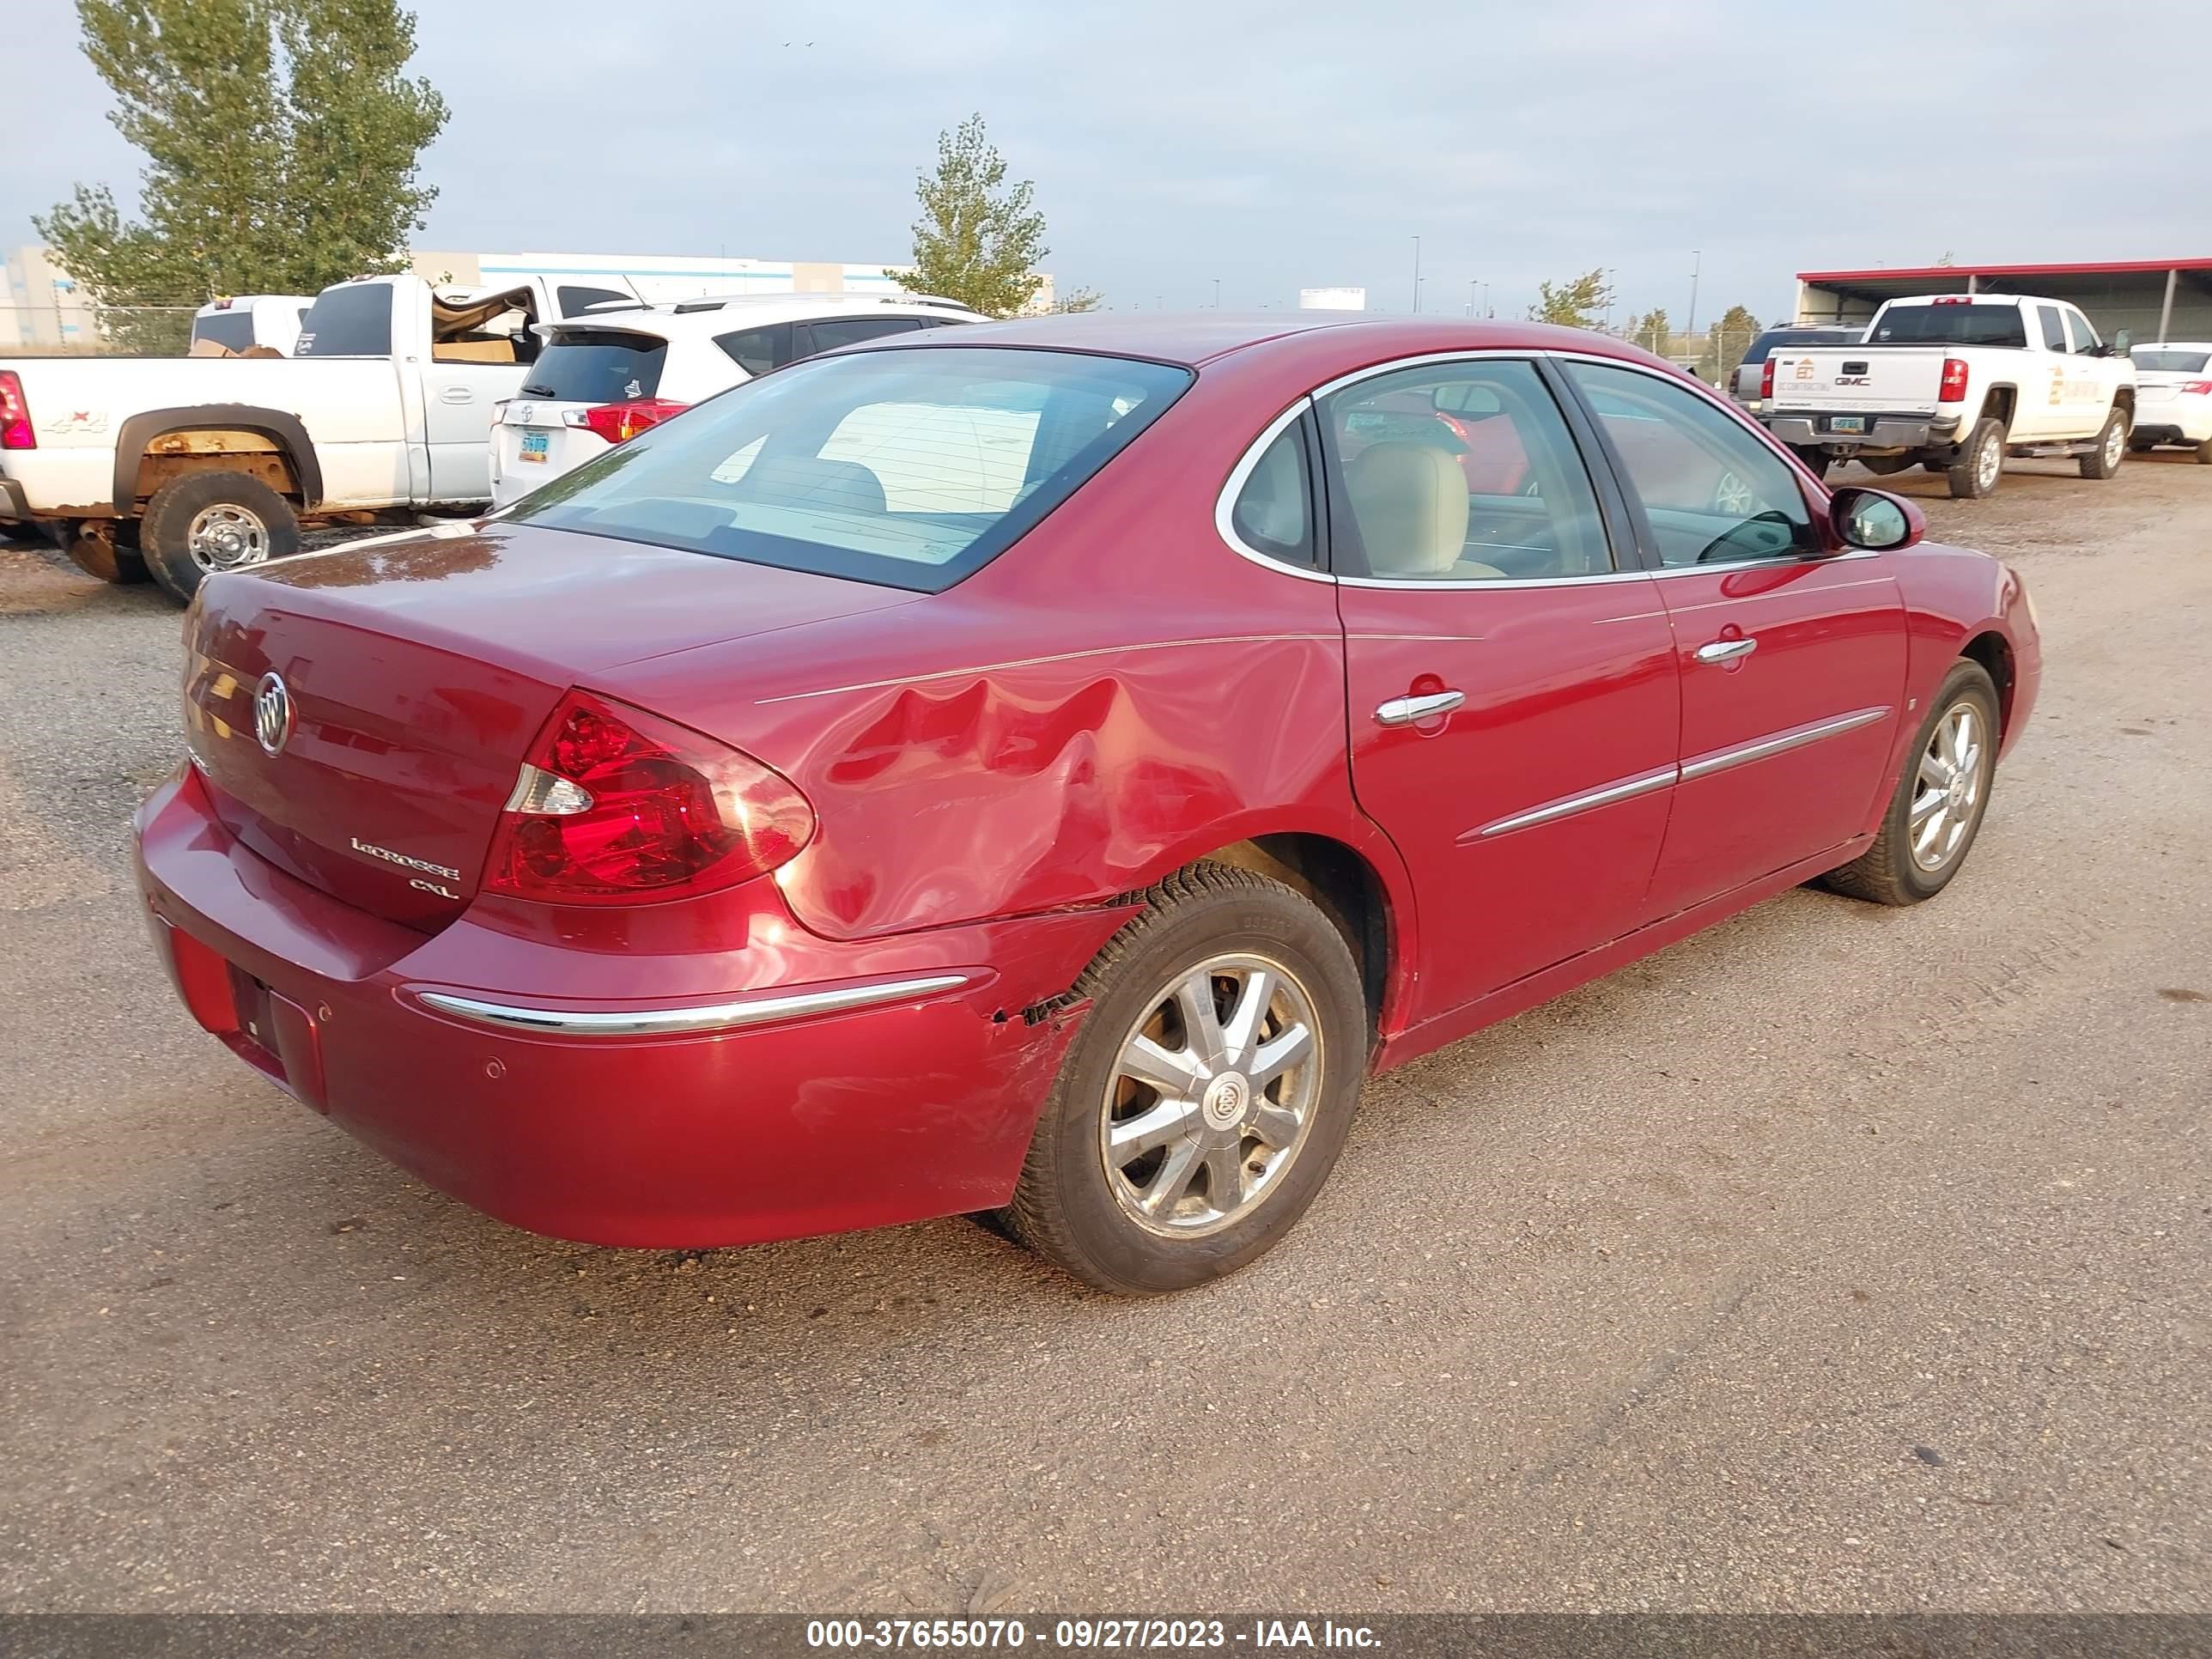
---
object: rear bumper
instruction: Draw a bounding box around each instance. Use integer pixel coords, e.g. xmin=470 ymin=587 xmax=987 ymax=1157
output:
xmin=1761 ymin=410 xmax=1963 ymax=450
xmin=133 ymin=767 xmax=1117 ymax=1249
xmin=2130 ymin=409 xmax=2212 ymax=444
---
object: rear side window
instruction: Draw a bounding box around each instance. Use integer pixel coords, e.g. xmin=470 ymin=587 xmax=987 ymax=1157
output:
xmin=1869 ymin=303 xmax=2027 ymax=348
xmin=714 ymin=323 xmax=792 ymax=377
xmin=558 ymin=284 xmax=632 ymax=315
xmin=2037 ymin=307 xmax=2067 ymax=351
xmin=1226 ymin=422 xmax=1315 ymax=568
xmin=519 ymin=331 xmax=668 ymax=402
xmin=511 ymin=347 xmax=1193 ymax=592
xmin=191 ymin=312 xmax=254 ymax=352
xmin=799 ymin=316 xmax=927 ymax=354
xmin=295 ymin=284 xmax=394 ymax=356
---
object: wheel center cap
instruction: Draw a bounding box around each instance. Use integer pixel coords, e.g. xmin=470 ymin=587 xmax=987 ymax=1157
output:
xmin=1948 ymin=773 xmax=1968 ymax=810
xmin=1201 ymin=1072 xmax=1249 ymax=1132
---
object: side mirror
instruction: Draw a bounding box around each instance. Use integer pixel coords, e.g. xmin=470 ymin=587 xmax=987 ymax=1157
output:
xmin=2112 ymin=329 xmax=2132 ymax=356
xmin=1831 ymin=486 xmax=1923 ymax=552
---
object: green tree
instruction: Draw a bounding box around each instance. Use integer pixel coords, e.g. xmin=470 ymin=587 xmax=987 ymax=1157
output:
xmin=1632 ymin=307 xmax=1673 ymax=356
xmin=35 ymin=0 xmax=447 ymax=352
xmin=1528 ymin=268 xmax=1613 ymax=330
xmin=1049 ymin=286 xmax=1104 ymax=313
xmin=890 ymin=114 xmax=1049 ymax=319
xmin=1705 ymin=303 xmax=1761 ymax=379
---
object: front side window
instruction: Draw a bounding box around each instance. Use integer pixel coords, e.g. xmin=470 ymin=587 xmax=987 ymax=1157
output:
xmin=294 ymin=283 xmax=394 ymax=356
xmin=2038 ymin=306 xmax=2067 ymax=352
xmin=1225 ymin=420 xmax=1314 ymax=568
xmin=509 ymin=347 xmax=1193 ymax=592
xmin=1565 ymin=360 xmax=1817 ymax=567
xmin=2065 ymin=311 xmax=2102 ymax=354
xmin=1319 ymin=358 xmax=1612 ymax=581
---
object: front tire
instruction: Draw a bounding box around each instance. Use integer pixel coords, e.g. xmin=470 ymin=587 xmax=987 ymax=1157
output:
xmin=1947 ymin=417 xmax=2006 ymax=499
xmin=140 ymin=471 xmax=300 ymax=605
xmin=2079 ymin=406 xmax=2127 ymax=480
xmin=1823 ymin=660 xmax=2000 ymax=907
xmin=1001 ymin=863 xmax=1366 ymax=1294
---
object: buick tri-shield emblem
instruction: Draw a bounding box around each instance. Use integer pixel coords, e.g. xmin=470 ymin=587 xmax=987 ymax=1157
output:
xmin=253 ymin=672 xmax=294 ymax=757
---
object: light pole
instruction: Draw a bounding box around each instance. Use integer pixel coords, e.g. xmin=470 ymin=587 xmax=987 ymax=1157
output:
xmin=1212 ymin=277 xmax=1221 ymax=309
xmin=1604 ymin=268 xmax=1616 ymax=331
xmin=1482 ymin=282 xmax=1491 ymax=319
xmin=1467 ymin=278 xmax=1477 ymax=318
xmin=1686 ymin=249 xmax=1701 ymax=338
xmin=1410 ymin=235 xmax=1422 ymax=314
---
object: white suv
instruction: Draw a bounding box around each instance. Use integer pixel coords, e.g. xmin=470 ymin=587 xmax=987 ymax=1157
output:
xmin=489 ymin=294 xmax=979 ymax=506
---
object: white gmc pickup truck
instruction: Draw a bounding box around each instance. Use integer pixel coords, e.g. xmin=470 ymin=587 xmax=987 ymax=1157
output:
xmin=1755 ymin=293 xmax=2136 ymax=498
xmin=0 ymin=273 xmax=560 ymax=602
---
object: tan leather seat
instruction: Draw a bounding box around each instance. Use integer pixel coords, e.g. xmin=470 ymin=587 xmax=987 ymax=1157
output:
xmin=1343 ymin=441 xmax=1503 ymax=580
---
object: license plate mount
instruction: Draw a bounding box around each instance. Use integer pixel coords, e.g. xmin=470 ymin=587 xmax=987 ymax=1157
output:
xmin=1830 ymin=416 xmax=1867 ymax=434
xmin=519 ymin=430 xmax=550 ymax=462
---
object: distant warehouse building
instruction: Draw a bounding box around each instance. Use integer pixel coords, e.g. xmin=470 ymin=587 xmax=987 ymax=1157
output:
xmin=1790 ymin=258 xmax=2212 ymax=345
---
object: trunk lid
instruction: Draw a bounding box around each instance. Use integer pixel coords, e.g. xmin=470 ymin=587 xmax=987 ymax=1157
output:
xmin=183 ymin=522 xmax=919 ymax=928
xmin=1765 ymin=347 xmax=1947 ymax=415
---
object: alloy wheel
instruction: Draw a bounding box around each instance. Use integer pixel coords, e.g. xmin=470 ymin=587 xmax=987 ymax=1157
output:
xmin=1098 ymin=952 xmax=1322 ymax=1239
xmin=1909 ymin=701 xmax=1988 ymax=872
xmin=1976 ymin=432 xmax=2002 ymax=493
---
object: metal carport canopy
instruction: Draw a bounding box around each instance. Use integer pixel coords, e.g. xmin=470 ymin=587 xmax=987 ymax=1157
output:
xmin=1794 ymin=258 xmax=2212 ymax=344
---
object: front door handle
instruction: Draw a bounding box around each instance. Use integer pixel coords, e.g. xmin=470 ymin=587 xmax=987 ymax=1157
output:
xmin=1375 ymin=690 xmax=1466 ymax=726
xmin=1694 ymin=637 xmax=1758 ymax=665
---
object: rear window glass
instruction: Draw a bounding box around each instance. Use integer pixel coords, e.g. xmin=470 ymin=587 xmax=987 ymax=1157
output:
xmin=2132 ymin=349 xmax=2210 ymax=374
xmin=1745 ymin=328 xmax=1863 ymax=362
xmin=800 ymin=316 xmax=927 ymax=354
xmin=519 ymin=331 xmax=668 ymax=402
xmin=509 ymin=347 xmax=1193 ymax=592
xmin=294 ymin=283 xmax=394 ymax=356
xmin=1869 ymin=304 xmax=2027 ymax=348
xmin=191 ymin=312 xmax=254 ymax=352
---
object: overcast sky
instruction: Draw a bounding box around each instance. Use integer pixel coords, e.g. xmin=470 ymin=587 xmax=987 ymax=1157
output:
xmin=8 ymin=0 xmax=2209 ymax=325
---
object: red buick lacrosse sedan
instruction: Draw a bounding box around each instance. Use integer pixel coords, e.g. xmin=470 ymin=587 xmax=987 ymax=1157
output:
xmin=135 ymin=314 xmax=2039 ymax=1293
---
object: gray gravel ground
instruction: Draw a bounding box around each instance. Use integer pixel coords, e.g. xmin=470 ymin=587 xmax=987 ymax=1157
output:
xmin=0 ymin=457 xmax=2207 ymax=1613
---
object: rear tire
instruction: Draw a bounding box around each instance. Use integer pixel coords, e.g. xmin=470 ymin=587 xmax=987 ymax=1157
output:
xmin=140 ymin=471 xmax=299 ymax=605
xmin=2078 ymin=406 xmax=2127 ymax=480
xmin=1000 ymin=863 xmax=1366 ymax=1295
xmin=1823 ymin=660 xmax=2000 ymax=907
xmin=1946 ymin=417 xmax=2006 ymax=499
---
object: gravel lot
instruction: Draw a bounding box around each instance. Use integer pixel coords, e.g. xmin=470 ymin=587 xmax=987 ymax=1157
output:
xmin=1 ymin=456 xmax=2207 ymax=1613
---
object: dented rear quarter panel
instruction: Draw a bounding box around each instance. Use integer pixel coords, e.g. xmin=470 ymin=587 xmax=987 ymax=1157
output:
xmin=592 ymin=348 xmax=1415 ymax=973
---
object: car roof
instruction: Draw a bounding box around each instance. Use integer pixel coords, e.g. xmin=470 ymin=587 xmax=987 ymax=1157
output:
xmin=830 ymin=311 xmax=1674 ymax=374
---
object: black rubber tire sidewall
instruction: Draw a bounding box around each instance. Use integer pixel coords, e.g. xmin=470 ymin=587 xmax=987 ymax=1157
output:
xmin=1827 ymin=661 xmax=2001 ymax=906
xmin=1947 ymin=419 xmax=2003 ymax=499
xmin=2078 ymin=408 xmax=2125 ymax=480
xmin=140 ymin=471 xmax=301 ymax=605
xmin=1007 ymin=866 xmax=1366 ymax=1295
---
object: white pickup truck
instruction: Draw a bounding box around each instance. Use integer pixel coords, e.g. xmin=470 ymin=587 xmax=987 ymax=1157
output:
xmin=1755 ymin=293 xmax=2136 ymax=498
xmin=0 ymin=273 xmax=564 ymax=601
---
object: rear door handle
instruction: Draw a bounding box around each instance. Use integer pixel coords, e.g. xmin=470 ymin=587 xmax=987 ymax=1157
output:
xmin=439 ymin=386 xmax=474 ymax=404
xmin=1375 ymin=690 xmax=1466 ymax=726
xmin=1694 ymin=638 xmax=1758 ymax=665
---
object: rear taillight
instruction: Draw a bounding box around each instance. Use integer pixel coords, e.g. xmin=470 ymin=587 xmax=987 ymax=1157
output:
xmin=0 ymin=371 xmax=33 ymax=449
xmin=1939 ymin=358 xmax=1970 ymax=402
xmin=2180 ymin=380 xmax=2212 ymax=396
xmin=1760 ymin=359 xmax=1776 ymax=399
xmin=483 ymin=690 xmax=813 ymax=906
xmin=580 ymin=398 xmax=688 ymax=445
